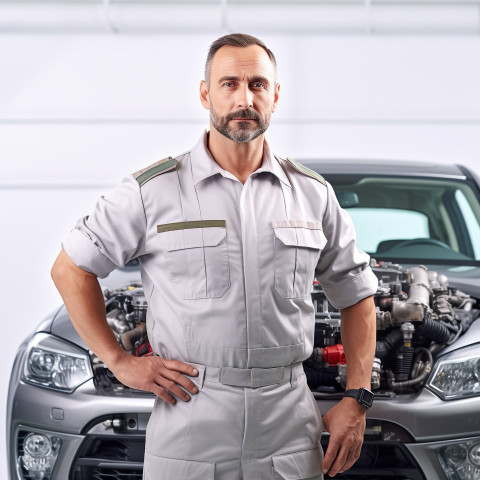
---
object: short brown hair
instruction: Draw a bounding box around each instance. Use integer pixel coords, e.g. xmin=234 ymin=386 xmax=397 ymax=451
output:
xmin=204 ymin=33 xmax=277 ymax=87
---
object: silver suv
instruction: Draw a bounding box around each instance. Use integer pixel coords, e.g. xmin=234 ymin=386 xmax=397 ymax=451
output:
xmin=7 ymin=160 xmax=480 ymax=480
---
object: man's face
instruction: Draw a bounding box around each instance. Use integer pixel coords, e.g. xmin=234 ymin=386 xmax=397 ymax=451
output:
xmin=200 ymin=45 xmax=279 ymax=143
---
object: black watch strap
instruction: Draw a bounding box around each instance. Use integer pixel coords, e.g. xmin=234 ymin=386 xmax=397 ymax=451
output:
xmin=343 ymin=388 xmax=374 ymax=409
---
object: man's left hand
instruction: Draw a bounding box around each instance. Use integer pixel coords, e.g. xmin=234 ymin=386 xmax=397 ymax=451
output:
xmin=321 ymin=397 xmax=366 ymax=477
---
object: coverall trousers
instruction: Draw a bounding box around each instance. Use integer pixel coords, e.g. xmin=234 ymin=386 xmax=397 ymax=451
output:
xmin=143 ymin=362 xmax=325 ymax=480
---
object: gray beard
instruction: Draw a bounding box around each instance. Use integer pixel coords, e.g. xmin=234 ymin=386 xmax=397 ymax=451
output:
xmin=210 ymin=108 xmax=270 ymax=144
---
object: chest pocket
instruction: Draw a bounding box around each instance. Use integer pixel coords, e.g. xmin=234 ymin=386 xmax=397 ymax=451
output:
xmin=273 ymin=220 xmax=327 ymax=299
xmin=157 ymin=221 xmax=230 ymax=299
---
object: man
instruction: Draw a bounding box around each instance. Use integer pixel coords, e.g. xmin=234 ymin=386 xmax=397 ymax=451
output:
xmin=52 ymin=33 xmax=378 ymax=479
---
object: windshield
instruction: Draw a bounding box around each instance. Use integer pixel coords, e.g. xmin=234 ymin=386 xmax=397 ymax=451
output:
xmin=325 ymin=175 xmax=480 ymax=266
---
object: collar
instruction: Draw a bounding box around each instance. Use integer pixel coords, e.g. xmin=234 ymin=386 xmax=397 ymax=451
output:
xmin=256 ymin=140 xmax=292 ymax=188
xmin=190 ymin=130 xmax=292 ymax=188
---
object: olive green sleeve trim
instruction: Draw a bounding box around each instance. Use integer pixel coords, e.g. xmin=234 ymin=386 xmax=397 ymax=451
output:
xmin=134 ymin=157 xmax=177 ymax=186
xmin=285 ymin=157 xmax=326 ymax=186
xmin=157 ymin=220 xmax=226 ymax=233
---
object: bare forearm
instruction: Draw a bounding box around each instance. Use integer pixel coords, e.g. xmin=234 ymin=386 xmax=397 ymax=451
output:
xmin=340 ymin=295 xmax=376 ymax=390
xmin=321 ymin=296 xmax=376 ymax=476
xmin=51 ymin=249 xmax=127 ymax=369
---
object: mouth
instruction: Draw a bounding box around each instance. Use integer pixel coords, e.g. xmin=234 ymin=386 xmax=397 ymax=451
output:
xmin=227 ymin=110 xmax=259 ymax=122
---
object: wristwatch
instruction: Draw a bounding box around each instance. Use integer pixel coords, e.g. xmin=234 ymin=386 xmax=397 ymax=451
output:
xmin=343 ymin=388 xmax=374 ymax=409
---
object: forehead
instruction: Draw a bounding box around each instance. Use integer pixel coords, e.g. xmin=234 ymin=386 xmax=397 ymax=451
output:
xmin=209 ymin=45 xmax=275 ymax=81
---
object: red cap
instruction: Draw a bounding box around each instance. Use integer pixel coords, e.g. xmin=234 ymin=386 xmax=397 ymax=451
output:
xmin=322 ymin=344 xmax=346 ymax=365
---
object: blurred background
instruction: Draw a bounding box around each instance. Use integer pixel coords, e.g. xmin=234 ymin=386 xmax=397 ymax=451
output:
xmin=2 ymin=1 xmax=480 ymax=477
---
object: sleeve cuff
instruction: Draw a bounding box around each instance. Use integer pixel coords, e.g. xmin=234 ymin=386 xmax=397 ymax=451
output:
xmin=322 ymin=267 xmax=378 ymax=310
xmin=62 ymin=228 xmax=118 ymax=279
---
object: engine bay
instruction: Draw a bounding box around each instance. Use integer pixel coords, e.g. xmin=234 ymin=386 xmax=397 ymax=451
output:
xmin=91 ymin=261 xmax=480 ymax=396
xmin=306 ymin=261 xmax=479 ymax=396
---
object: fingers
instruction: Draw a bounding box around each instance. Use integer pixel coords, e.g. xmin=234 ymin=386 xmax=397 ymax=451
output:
xmin=340 ymin=443 xmax=361 ymax=473
xmin=159 ymin=359 xmax=199 ymax=396
xmin=148 ymin=358 xmax=200 ymax=404
xmin=321 ymin=438 xmax=341 ymax=477
xmin=150 ymin=384 xmax=177 ymax=405
xmin=322 ymin=439 xmax=362 ymax=477
xmin=155 ymin=377 xmax=192 ymax=403
xmin=163 ymin=359 xmax=199 ymax=377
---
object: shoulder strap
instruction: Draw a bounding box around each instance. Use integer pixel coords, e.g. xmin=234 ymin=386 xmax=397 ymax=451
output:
xmin=134 ymin=156 xmax=177 ymax=187
xmin=284 ymin=157 xmax=326 ymax=186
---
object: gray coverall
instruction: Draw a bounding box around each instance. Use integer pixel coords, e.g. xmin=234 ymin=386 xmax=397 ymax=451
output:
xmin=62 ymin=131 xmax=378 ymax=480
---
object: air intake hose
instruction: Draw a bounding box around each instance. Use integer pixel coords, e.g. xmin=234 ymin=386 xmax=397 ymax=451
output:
xmin=419 ymin=315 xmax=450 ymax=344
xmin=375 ymin=328 xmax=404 ymax=361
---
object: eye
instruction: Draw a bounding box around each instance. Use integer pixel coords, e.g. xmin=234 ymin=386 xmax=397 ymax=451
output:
xmin=223 ymin=82 xmax=235 ymax=88
xmin=252 ymin=82 xmax=266 ymax=89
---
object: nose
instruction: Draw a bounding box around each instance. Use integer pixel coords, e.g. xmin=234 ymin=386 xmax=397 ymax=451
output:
xmin=236 ymin=83 xmax=253 ymax=108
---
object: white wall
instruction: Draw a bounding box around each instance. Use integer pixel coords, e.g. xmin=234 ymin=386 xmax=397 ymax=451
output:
xmin=2 ymin=3 xmax=480 ymax=478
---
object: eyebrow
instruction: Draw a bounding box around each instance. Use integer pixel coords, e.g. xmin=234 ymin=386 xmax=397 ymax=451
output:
xmin=218 ymin=75 xmax=271 ymax=87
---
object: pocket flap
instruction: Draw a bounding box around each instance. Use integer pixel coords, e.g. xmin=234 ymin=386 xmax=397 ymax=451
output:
xmin=272 ymin=446 xmax=324 ymax=480
xmin=144 ymin=452 xmax=215 ymax=480
xmin=158 ymin=226 xmax=227 ymax=251
xmin=273 ymin=226 xmax=327 ymax=250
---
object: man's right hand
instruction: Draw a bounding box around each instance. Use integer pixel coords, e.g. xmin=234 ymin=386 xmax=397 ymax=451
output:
xmin=110 ymin=354 xmax=199 ymax=405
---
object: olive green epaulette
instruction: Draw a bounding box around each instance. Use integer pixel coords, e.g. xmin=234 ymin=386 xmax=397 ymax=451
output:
xmin=134 ymin=156 xmax=177 ymax=187
xmin=284 ymin=157 xmax=326 ymax=186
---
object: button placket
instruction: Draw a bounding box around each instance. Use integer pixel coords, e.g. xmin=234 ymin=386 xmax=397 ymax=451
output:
xmin=240 ymin=177 xmax=263 ymax=364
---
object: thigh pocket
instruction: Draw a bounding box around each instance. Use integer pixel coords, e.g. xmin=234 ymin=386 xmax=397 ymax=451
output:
xmin=143 ymin=452 xmax=215 ymax=480
xmin=157 ymin=221 xmax=230 ymax=299
xmin=272 ymin=446 xmax=324 ymax=480
xmin=273 ymin=221 xmax=327 ymax=299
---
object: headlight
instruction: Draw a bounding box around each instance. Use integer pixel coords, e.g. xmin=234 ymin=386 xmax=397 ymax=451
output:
xmin=22 ymin=333 xmax=93 ymax=392
xmin=427 ymin=344 xmax=480 ymax=400
xmin=437 ymin=439 xmax=480 ymax=480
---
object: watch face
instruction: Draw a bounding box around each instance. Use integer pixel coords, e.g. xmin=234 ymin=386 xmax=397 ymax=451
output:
xmin=358 ymin=388 xmax=374 ymax=408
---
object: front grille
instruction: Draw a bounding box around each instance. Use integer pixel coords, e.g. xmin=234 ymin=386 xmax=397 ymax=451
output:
xmin=72 ymin=440 xmax=424 ymax=480
xmin=88 ymin=467 xmax=142 ymax=480
xmin=71 ymin=417 xmax=425 ymax=480
xmin=71 ymin=435 xmax=145 ymax=480
xmin=17 ymin=430 xmax=28 ymax=456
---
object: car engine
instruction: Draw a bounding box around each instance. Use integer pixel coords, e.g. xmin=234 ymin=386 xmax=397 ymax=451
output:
xmin=306 ymin=261 xmax=479 ymax=395
xmin=90 ymin=284 xmax=152 ymax=392
xmin=91 ymin=262 xmax=479 ymax=396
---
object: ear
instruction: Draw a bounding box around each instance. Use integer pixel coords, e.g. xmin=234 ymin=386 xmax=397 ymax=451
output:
xmin=271 ymin=83 xmax=280 ymax=113
xmin=200 ymin=80 xmax=210 ymax=110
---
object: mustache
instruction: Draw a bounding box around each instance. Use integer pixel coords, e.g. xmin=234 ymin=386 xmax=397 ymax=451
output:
xmin=226 ymin=109 xmax=260 ymax=121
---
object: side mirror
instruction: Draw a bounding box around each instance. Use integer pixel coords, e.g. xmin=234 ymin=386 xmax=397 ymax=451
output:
xmin=336 ymin=192 xmax=359 ymax=208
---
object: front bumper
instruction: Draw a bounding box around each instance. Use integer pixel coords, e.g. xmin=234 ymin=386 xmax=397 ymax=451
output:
xmin=313 ymin=389 xmax=480 ymax=480
xmin=8 ymin=379 xmax=480 ymax=480
xmin=8 ymin=378 xmax=154 ymax=480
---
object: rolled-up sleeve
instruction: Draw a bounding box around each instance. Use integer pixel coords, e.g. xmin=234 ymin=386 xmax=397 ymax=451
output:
xmin=61 ymin=174 xmax=147 ymax=278
xmin=315 ymin=182 xmax=378 ymax=309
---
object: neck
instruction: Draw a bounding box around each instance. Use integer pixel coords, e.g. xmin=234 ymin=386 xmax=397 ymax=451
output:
xmin=207 ymin=125 xmax=265 ymax=184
